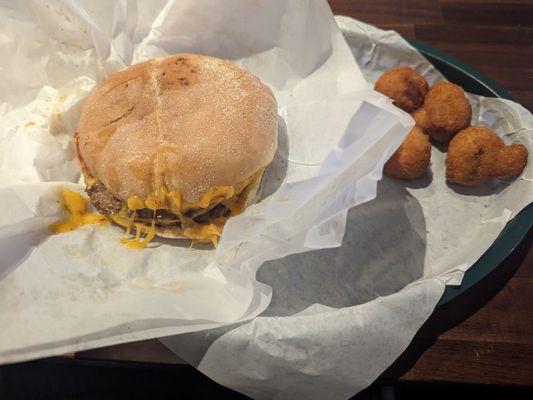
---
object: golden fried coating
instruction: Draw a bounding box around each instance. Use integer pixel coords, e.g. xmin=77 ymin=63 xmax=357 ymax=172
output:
xmin=416 ymin=82 xmax=472 ymax=143
xmin=412 ymin=107 xmax=431 ymax=132
xmin=493 ymin=144 xmax=529 ymax=180
xmin=374 ymin=67 xmax=429 ymax=113
xmin=384 ymin=126 xmax=432 ymax=179
xmin=446 ymin=126 xmax=528 ymax=185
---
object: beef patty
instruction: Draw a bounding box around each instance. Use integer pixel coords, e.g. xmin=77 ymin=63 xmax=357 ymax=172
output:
xmin=86 ymin=183 xmax=231 ymax=227
xmin=86 ymin=183 xmax=121 ymax=214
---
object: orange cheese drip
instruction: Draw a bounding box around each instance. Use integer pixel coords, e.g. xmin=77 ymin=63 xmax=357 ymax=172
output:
xmin=120 ymin=219 xmax=156 ymax=249
xmin=49 ymin=189 xmax=109 ymax=233
xmin=183 ymin=223 xmax=223 ymax=247
xmin=110 ymin=208 xmax=156 ymax=250
xmin=90 ymin=169 xmax=263 ymax=248
xmin=125 ymin=185 xmax=236 ymax=215
xmin=127 ymin=196 xmax=145 ymax=210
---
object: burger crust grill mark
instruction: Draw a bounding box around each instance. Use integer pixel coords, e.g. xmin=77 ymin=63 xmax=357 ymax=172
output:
xmin=75 ymin=53 xmax=278 ymax=246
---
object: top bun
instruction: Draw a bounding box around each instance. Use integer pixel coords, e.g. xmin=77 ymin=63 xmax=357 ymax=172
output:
xmin=76 ymin=54 xmax=278 ymax=203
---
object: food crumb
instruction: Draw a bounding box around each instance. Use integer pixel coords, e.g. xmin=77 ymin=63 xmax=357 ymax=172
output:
xmin=25 ymin=121 xmax=35 ymax=127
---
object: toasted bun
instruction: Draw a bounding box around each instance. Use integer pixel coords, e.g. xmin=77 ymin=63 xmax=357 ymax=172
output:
xmin=76 ymin=54 xmax=278 ymax=203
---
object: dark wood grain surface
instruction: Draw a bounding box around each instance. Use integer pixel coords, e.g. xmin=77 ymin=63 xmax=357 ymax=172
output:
xmin=75 ymin=0 xmax=533 ymax=388
xmin=331 ymin=0 xmax=533 ymax=112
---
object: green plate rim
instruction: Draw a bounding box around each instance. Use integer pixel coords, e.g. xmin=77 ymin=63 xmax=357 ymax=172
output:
xmin=405 ymin=38 xmax=533 ymax=305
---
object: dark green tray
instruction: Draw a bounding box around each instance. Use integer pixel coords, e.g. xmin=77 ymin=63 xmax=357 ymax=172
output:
xmin=407 ymin=39 xmax=533 ymax=305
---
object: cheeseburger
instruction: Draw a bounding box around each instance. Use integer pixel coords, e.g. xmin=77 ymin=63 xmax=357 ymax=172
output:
xmin=74 ymin=54 xmax=278 ymax=247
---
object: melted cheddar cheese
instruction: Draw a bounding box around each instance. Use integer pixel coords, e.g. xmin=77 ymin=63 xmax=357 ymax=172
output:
xmin=73 ymin=168 xmax=264 ymax=249
xmin=109 ymin=208 xmax=157 ymax=250
xmin=183 ymin=223 xmax=223 ymax=247
xmin=111 ymin=171 xmax=261 ymax=248
xmin=127 ymin=196 xmax=145 ymax=210
xmin=49 ymin=189 xmax=109 ymax=233
xmin=121 ymin=220 xmax=156 ymax=249
xmin=195 ymin=186 xmax=235 ymax=209
xmin=122 ymin=185 xmax=237 ymax=215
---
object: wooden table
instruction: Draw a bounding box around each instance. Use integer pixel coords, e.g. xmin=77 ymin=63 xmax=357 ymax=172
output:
xmin=74 ymin=0 xmax=533 ymax=390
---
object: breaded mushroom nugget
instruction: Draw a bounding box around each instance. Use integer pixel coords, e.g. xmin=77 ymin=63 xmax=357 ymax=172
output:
xmin=415 ymin=82 xmax=472 ymax=143
xmin=412 ymin=107 xmax=431 ymax=132
xmin=446 ymin=126 xmax=528 ymax=185
xmin=384 ymin=126 xmax=432 ymax=179
xmin=375 ymin=67 xmax=429 ymax=113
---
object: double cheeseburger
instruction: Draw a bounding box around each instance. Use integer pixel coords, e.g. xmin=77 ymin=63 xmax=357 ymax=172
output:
xmin=75 ymin=54 xmax=278 ymax=247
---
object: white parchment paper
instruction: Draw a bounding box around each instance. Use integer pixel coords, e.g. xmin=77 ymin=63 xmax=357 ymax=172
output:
xmin=0 ymin=2 xmax=411 ymax=363
xmin=160 ymin=17 xmax=533 ymax=400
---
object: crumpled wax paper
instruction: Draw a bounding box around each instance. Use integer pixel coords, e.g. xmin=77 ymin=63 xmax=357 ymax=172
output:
xmin=0 ymin=2 xmax=411 ymax=363
xmin=160 ymin=16 xmax=533 ymax=400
